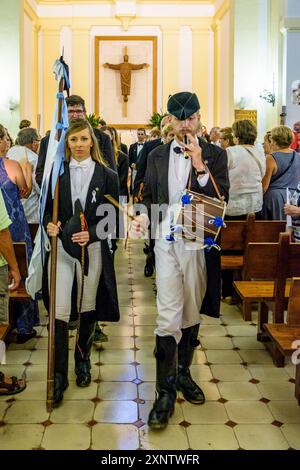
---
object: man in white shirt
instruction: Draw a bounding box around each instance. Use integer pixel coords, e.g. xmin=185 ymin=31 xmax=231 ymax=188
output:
xmin=131 ymin=92 xmax=229 ymax=429
xmin=7 ymin=128 xmax=41 ymax=224
xmin=128 ymin=128 xmax=147 ymax=193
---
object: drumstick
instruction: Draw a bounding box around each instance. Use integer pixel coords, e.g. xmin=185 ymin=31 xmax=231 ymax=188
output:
xmin=104 ymin=194 xmax=134 ymax=220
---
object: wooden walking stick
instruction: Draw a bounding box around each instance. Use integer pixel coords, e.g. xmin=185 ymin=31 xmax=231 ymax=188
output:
xmin=46 ymin=72 xmax=66 ymax=412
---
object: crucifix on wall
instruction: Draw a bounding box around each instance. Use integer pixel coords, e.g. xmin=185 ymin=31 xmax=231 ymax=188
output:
xmin=103 ymin=47 xmax=149 ymax=116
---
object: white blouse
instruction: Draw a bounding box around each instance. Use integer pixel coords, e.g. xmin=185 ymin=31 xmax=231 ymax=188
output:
xmin=69 ymin=156 xmax=95 ymax=212
xmin=226 ymin=145 xmax=266 ymax=216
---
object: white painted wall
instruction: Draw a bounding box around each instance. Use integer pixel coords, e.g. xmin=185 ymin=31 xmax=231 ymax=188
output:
xmin=36 ymin=2 xmax=214 ymax=18
xmin=219 ymin=10 xmax=231 ymax=127
xmin=60 ymin=26 xmax=73 ymax=83
xmin=0 ymin=0 xmax=21 ymax=138
xmin=234 ymin=0 xmax=270 ymax=139
xmin=178 ymin=26 xmax=193 ymax=91
xmin=23 ymin=12 xmax=34 ymax=124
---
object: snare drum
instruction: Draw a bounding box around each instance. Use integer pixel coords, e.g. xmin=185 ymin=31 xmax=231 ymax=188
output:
xmin=174 ymin=189 xmax=227 ymax=247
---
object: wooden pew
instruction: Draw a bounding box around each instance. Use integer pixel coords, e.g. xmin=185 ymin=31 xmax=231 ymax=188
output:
xmin=264 ymin=278 xmax=300 ymax=402
xmin=220 ymin=215 xmax=286 ymax=271
xmin=220 ymin=216 xmax=249 ymax=271
xmin=234 ymin=232 xmax=300 ymax=332
xmin=221 ymin=217 xmax=287 ymax=320
xmin=0 ymin=243 xmax=31 ymax=342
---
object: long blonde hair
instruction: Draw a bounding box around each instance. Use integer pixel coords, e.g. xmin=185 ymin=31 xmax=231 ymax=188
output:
xmin=65 ymin=119 xmax=108 ymax=166
xmin=101 ymin=125 xmax=120 ymax=166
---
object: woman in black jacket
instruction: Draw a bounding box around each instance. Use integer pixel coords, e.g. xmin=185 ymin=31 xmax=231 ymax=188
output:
xmin=44 ymin=119 xmax=119 ymax=406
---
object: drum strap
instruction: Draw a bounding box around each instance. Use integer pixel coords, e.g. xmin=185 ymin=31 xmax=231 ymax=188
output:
xmin=188 ymin=163 xmax=224 ymax=201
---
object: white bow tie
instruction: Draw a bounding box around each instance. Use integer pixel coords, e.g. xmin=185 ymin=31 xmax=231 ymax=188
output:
xmin=69 ymin=160 xmax=89 ymax=170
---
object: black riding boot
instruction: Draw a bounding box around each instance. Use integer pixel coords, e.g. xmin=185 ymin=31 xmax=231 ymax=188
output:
xmin=75 ymin=311 xmax=96 ymax=387
xmin=148 ymin=335 xmax=177 ymax=430
xmin=176 ymin=324 xmax=205 ymax=404
xmin=143 ymin=242 xmax=155 ymax=277
xmin=53 ymin=319 xmax=69 ymax=407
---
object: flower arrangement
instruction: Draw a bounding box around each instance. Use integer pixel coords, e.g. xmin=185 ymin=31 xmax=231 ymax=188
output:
xmin=86 ymin=113 xmax=102 ymax=128
xmin=148 ymin=111 xmax=168 ymax=129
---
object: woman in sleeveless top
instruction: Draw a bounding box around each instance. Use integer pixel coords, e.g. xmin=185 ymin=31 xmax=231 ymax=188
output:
xmin=262 ymin=126 xmax=300 ymax=220
xmin=222 ymin=119 xmax=265 ymax=301
xmin=0 ymin=124 xmax=39 ymax=342
xmin=226 ymin=119 xmax=266 ymax=219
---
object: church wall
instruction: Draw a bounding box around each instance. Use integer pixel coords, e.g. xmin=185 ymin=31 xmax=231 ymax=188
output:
xmin=233 ymin=0 xmax=273 ymax=140
xmin=21 ymin=8 xmax=39 ymax=130
xmin=0 ymin=0 xmax=21 ymax=138
xmin=213 ymin=2 xmax=234 ymax=129
xmin=29 ymin=7 xmax=215 ymax=138
xmin=3 ymin=1 xmax=293 ymax=144
xmin=281 ymin=0 xmax=300 ymax=128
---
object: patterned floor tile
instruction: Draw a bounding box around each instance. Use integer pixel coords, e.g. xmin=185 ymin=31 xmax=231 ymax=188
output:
xmin=0 ymin=239 xmax=297 ymax=450
xmin=92 ymin=424 xmax=139 ymax=450
xmin=234 ymin=424 xmax=289 ymax=450
xmin=0 ymin=424 xmax=44 ymax=449
xmin=187 ymin=424 xmax=239 ymax=450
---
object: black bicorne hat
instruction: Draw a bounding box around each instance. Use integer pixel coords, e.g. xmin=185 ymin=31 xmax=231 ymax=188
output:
xmin=61 ymin=199 xmax=89 ymax=275
xmin=167 ymin=92 xmax=200 ymax=120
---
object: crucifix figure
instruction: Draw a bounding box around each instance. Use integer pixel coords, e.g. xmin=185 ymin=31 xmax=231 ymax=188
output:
xmin=104 ymin=50 xmax=149 ymax=103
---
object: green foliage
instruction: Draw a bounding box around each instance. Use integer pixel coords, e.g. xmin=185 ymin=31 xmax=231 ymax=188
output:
xmin=86 ymin=113 xmax=101 ymax=128
xmin=148 ymin=111 xmax=167 ymax=129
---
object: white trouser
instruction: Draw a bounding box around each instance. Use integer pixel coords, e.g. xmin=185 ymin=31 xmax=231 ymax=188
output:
xmin=131 ymin=168 xmax=137 ymax=191
xmin=48 ymin=239 xmax=102 ymax=323
xmin=154 ymin=239 xmax=207 ymax=344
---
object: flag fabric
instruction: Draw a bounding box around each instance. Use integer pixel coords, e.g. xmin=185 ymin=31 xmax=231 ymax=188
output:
xmin=26 ymin=57 xmax=70 ymax=299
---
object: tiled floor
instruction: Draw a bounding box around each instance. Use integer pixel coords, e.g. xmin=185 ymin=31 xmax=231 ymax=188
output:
xmin=1 ymin=240 xmax=300 ymax=450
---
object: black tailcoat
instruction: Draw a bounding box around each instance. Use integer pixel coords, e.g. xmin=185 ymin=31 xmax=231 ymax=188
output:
xmin=128 ymin=142 xmax=144 ymax=167
xmin=142 ymin=139 xmax=230 ymax=317
xmin=133 ymin=138 xmax=163 ymax=197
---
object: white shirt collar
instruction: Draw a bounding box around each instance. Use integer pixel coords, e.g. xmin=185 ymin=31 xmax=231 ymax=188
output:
xmin=69 ymin=156 xmax=93 ymax=168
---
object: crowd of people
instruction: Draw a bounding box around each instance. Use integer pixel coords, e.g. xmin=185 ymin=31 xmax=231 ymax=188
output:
xmin=0 ymin=91 xmax=299 ymax=430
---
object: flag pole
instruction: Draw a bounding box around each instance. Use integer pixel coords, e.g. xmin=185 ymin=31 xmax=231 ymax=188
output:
xmin=46 ymin=75 xmax=65 ymax=412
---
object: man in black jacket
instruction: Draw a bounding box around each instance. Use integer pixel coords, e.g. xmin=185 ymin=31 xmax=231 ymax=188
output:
xmin=131 ymin=92 xmax=229 ymax=430
xmin=128 ymin=128 xmax=146 ymax=169
xmin=133 ymin=116 xmax=171 ymax=199
xmin=132 ymin=117 xmax=170 ymax=277
xmin=36 ymin=95 xmax=116 ymax=186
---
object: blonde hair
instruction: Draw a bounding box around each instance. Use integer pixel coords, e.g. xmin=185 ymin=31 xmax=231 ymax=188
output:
xmin=65 ymin=119 xmax=107 ymax=166
xmin=150 ymin=127 xmax=161 ymax=139
xmin=161 ymin=123 xmax=174 ymax=137
xmin=101 ymin=125 xmax=120 ymax=166
xmin=220 ymin=127 xmax=235 ymax=147
xmin=271 ymin=126 xmax=293 ymax=149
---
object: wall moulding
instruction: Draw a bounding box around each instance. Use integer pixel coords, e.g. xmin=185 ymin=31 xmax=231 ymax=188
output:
xmin=115 ymin=15 xmax=136 ymax=31
xmin=214 ymin=0 xmax=230 ymax=22
xmin=280 ymin=17 xmax=300 ymax=32
xmin=95 ymin=35 xmax=157 ymax=126
xmin=24 ymin=0 xmax=39 ymax=21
